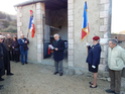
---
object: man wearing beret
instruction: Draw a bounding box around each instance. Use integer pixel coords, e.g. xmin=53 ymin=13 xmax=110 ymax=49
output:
xmin=86 ymin=36 xmax=101 ymax=88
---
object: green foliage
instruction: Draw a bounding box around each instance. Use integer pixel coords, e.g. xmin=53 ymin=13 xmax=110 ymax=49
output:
xmin=0 ymin=11 xmax=17 ymax=33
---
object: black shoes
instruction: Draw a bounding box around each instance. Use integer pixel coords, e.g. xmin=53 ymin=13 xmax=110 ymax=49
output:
xmin=7 ymin=73 xmax=14 ymax=76
xmin=0 ymin=78 xmax=4 ymax=81
xmin=54 ymin=72 xmax=58 ymax=75
xmin=90 ymin=85 xmax=98 ymax=88
xmin=0 ymin=85 xmax=4 ymax=90
xmin=60 ymin=73 xmax=63 ymax=76
xmin=105 ymin=89 xmax=115 ymax=93
xmin=54 ymin=72 xmax=63 ymax=76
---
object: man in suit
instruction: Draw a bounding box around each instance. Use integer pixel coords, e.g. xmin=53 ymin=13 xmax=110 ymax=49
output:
xmin=52 ymin=34 xmax=65 ymax=76
xmin=18 ymin=34 xmax=29 ymax=65
xmin=4 ymin=34 xmax=13 ymax=61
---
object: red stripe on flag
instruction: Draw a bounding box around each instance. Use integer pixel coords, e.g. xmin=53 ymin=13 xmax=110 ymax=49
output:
xmin=31 ymin=24 xmax=35 ymax=38
xmin=81 ymin=29 xmax=88 ymax=39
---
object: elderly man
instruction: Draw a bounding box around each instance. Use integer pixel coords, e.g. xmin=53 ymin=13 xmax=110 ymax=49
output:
xmin=52 ymin=34 xmax=65 ymax=76
xmin=4 ymin=34 xmax=13 ymax=60
xmin=18 ymin=34 xmax=29 ymax=65
xmin=106 ymin=39 xmax=125 ymax=94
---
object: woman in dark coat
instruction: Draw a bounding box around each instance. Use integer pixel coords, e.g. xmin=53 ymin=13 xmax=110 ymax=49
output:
xmin=12 ymin=36 xmax=20 ymax=62
xmin=86 ymin=36 xmax=101 ymax=88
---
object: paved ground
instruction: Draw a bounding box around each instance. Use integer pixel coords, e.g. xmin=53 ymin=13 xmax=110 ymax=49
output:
xmin=0 ymin=62 xmax=125 ymax=94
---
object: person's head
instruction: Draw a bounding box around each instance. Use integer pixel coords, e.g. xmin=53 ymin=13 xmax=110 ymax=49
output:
xmin=0 ymin=35 xmax=4 ymax=43
xmin=92 ymin=36 xmax=100 ymax=45
xmin=20 ymin=34 xmax=24 ymax=39
xmin=54 ymin=34 xmax=60 ymax=41
xmin=7 ymin=33 xmax=11 ymax=38
xmin=109 ymin=39 xmax=118 ymax=48
xmin=13 ymin=36 xmax=17 ymax=41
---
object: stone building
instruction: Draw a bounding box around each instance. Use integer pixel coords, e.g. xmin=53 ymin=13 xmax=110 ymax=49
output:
xmin=15 ymin=0 xmax=112 ymax=74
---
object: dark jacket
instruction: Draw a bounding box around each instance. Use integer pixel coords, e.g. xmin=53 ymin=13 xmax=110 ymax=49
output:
xmin=4 ymin=38 xmax=13 ymax=51
xmin=12 ymin=40 xmax=20 ymax=52
xmin=0 ymin=43 xmax=5 ymax=76
xmin=86 ymin=43 xmax=101 ymax=66
xmin=18 ymin=38 xmax=29 ymax=51
xmin=1 ymin=43 xmax=11 ymax=73
xmin=52 ymin=39 xmax=65 ymax=62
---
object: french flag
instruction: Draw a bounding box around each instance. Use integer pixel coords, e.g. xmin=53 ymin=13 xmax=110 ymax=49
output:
xmin=28 ymin=10 xmax=35 ymax=38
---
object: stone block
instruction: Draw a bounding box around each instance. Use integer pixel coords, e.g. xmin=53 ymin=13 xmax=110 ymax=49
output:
xmin=104 ymin=3 xmax=110 ymax=11
xmin=68 ymin=0 xmax=74 ymax=4
xmin=17 ymin=22 xmax=22 ymax=27
xmin=68 ymin=26 xmax=73 ymax=33
xmin=68 ymin=15 xmax=73 ymax=21
xmin=36 ymin=9 xmax=42 ymax=15
xmin=68 ymin=9 xmax=73 ymax=16
xmin=100 ymin=25 xmax=108 ymax=32
xmin=100 ymin=11 xmax=108 ymax=18
xmin=68 ymin=3 xmax=73 ymax=10
xmin=68 ymin=21 xmax=73 ymax=27
xmin=100 ymin=0 xmax=109 ymax=4
xmin=104 ymin=18 xmax=108 ymax=25
xmin=68 ymin=61 xmax=74 ymax=67
xmin=100 ymin=38 xmax=108 ymax=45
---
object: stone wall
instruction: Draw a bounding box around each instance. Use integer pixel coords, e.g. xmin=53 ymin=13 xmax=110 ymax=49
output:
xmin=16 ymin=3 xmax=45 ymax=63
xmin=68 ymin=0 xmax=110 ymax=74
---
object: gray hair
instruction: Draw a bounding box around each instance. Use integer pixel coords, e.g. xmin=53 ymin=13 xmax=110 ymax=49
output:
xmin=109 ymin=39 xmax=118 ymax=45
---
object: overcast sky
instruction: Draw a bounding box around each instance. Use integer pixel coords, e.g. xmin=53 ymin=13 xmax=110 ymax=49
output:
xmin=0 ymin=0 xmax=29 ymax=15
xmin=111 ymin=0 xmax=125 ymax=33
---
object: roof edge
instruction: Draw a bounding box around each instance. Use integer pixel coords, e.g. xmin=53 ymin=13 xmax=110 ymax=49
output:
xmin=14 ymin=0 xmax=45 ymax=7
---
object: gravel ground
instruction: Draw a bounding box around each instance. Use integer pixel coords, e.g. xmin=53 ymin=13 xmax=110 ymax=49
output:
xmin=0 ymin=62 xmax=124 ymax=94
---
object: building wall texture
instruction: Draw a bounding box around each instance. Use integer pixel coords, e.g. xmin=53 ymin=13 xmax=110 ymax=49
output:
xmin=16 ymin=0 xmax=111 ymax=74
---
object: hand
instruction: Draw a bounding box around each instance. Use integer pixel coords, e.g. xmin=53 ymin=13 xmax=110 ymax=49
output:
xmin=92 ymin=65 xmax=96 ymax=69
xmin=86 ymin=42 xmax=90 ymax=46
xmin=55 ymin=48 xmax=58 ymax=51
xmin=25 ymin=41 xmax=27 ymax=43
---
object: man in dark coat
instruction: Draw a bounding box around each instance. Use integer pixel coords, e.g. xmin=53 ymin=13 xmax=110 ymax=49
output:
xmin=2 ymin=37 xmax=14 ymax=76
xmin=18 ymin=34 xmax=29 ymax=65
xmin=4 ymin=34 xmax=13 ymax=61
xmin=52 ymin=34 xmax=65 ymax=76
xmin=0 ymin=35 xmax=5 ymax=81
xmin=0 ymin=35 xmax=4 ymax=89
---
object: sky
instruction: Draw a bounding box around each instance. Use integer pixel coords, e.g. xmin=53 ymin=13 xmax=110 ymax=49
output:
xmin=0 ymin=0 xmax=28 ymax=15
xmin=111 ymin=0 xmax=125 ymax=34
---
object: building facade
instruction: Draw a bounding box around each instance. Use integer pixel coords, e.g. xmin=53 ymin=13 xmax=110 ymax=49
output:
xmin=15 ymin=0 xmax=112 ymax=74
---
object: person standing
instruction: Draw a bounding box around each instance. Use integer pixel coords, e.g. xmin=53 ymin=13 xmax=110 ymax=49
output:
xmin=18 ymin=34 xmax=29 ymax=65
xmin=52 ymin=34 xmax=65 ymax=76
xmin=0 ymin=35 xmax=4 ymax=89
xmin=2 ymin=37 xmax=14 ymax=76
xmin=86 ymin=36 xmax=101 ymax=88
xmin=12 ymin=36 xmax=20 ymax=62
xmin=0 ymin=35 xmax=5 ymax=81
xmin=4 ymin=34 xmax=13 ymax=61
xmin=105 ymin=39 xmax=125 ymax=94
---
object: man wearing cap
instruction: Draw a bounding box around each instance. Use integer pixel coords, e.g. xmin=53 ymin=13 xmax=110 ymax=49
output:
xmin=86 ymin=36 xmax=101 ymax=88
xmin=105 ymin=39 xmax=125 ymax=94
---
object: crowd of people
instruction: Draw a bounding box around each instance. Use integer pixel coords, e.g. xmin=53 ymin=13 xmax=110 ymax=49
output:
xmin=0 ymin=33 xmax=29 ymax=90
xmin=0 ymin=33 xmax=125 ymax=94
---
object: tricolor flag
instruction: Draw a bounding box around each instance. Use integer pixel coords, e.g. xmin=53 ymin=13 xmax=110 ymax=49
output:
xmin=81 ymin=2 xmax=89 ymax=40
xmin=28 ymin=10 xmax=35 ymax=38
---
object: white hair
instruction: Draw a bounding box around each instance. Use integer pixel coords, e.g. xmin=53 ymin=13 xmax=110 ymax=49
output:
xmin=53 ymin=34 xmax=60 ymax=38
